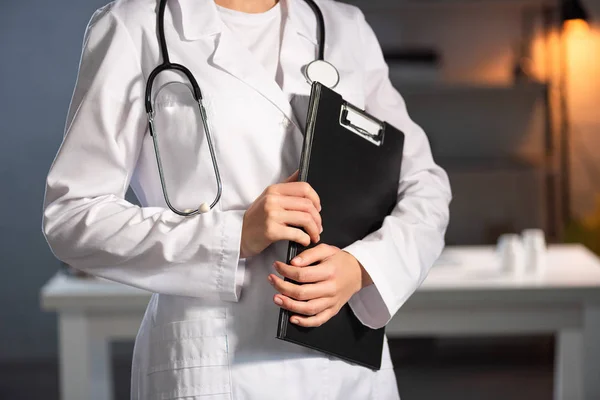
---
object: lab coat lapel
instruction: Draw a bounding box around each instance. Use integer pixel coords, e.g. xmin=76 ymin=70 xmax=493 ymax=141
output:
xmin=178 ymin=0 xmax=299 ymax=127
xmin=176 ymin=0 xmax=324 ymax=132
xmin=279 ymin=0 xmax=330 ymax=129
xmin=279 ymin=6 xmax=312 ymax=97
xmin=211 ymin=29 xmax=300 ymax=129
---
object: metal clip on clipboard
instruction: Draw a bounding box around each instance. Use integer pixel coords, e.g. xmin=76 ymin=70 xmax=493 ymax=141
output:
xmin=278 ymin=82 xmax=405 ymax=370
xmin=339 ymin=102 xmax=385 ymax=146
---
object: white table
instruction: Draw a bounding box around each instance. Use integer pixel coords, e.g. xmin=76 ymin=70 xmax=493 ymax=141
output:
xmin=40 ymin=244 xmax=600 ymax=400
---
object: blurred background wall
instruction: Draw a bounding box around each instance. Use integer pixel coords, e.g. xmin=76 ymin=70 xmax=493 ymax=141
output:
xmin=1 ymin=0 xmax=599 ymax=384
xmin=0 ymin=0 xmax=114 ymax=362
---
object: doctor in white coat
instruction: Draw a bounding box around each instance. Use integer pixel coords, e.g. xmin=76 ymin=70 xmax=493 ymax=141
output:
xmin=43 ymin=0 xmax=451 ymax=398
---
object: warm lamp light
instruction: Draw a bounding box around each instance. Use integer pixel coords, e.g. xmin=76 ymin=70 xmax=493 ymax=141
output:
xmin=564 ymin=18 xmax=589 ymax=33
xmin=561 ymin=0 xmax=589 ymax=25
xmin=557 ymin=0 xmax=590 ymax=233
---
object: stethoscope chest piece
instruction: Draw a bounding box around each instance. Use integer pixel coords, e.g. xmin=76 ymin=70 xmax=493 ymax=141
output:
xmin=147 ymin=0 xmax=335 ymax=217
xmin=304 ymin=60 xmax=339 ymax=89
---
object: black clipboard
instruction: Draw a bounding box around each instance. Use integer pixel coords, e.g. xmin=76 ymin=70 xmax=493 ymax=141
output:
xmin=276 ymin=82 xmax=405 ymax=370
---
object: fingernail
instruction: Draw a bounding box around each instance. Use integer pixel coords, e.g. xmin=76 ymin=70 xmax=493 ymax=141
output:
xmin=317 ymin=235 xmax=321 ymax=242
xmin=318 ymin=205 xmax=322 ymax=212
xmin=291 ymin=317 xmax=299 ymax=324
xmin=274 ymin=296 xmax=283 ymax=305
xmin=292 ymin=257 xmax=302 ymax=265
xmin=320 ymin=226 xmax=324 ymax=234
xmin=268 ymin=275 xmax=274 ymax=285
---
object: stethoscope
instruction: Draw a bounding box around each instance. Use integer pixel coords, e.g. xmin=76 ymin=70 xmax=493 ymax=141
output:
xmin=145 ymin=0 xmax=339 ymax=216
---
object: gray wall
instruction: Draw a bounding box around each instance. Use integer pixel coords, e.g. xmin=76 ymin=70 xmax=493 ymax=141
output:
xmin=0 ymin=0 xmax=109 ymax=361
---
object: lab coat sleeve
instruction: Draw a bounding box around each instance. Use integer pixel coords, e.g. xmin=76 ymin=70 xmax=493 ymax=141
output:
xmin=343 ymin=10 xmax=452 ymax=329
xmin=42 ymin=7 xmax=245 ymax=302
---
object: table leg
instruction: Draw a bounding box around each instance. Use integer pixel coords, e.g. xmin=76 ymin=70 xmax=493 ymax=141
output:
xmin=58 ymin=313 xmax=114 ymax=400
xmin=554 ymin=329 xmax=583 ymax=400
xmin=584 ymin=306 xmax=600 ymax=400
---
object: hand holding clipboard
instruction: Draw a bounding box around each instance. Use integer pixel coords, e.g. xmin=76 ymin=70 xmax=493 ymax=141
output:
xmin=276 ymin=82 xmax=405 ymax=370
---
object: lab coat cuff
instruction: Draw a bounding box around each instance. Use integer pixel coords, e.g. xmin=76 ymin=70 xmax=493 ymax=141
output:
xmin=215 ymin=210 xmax=245 ymax=302
xmin=344 ymin=242 xmax=393 ymax=329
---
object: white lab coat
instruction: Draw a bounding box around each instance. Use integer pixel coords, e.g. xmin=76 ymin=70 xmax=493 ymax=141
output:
xmin=43 ymin=0 xmax=451 ymax=398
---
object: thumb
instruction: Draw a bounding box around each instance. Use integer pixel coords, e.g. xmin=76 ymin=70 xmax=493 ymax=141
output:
xmin=284 ymin=170 xmax=299 ymax=183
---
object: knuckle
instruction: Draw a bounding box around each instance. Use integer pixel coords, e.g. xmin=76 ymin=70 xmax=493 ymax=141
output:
xmin=324 ymin=266 xmax=335 ymax=280
xmin=281 ymin=283 xmax=292 ymax=296
xmin=329 ymin=281 xmax=339 ymax=295
xmin=300 ymin=182 xmax=311 ymax=194
xmin=295 ymin=270 xmax=306 ymax=282
xmin=263 ymin=195 xmax=277 ymax=211
xmin=263 ymin=194 xmax=273 ymax=206
xmin=264 ymin=222 xmax=278 ymax=240
xmin=264 ymin=208 xmax=274 ymax=219
xmin=295 ymin=287 xmax=307 ymax=300
xmin=287 ymin=302 xmax=297 ymax=313
xmin=262 ymin=201 xmax=271 ymax=214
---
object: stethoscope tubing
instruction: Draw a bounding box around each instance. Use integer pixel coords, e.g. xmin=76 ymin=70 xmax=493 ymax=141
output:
xmin=302 ymin=0 xmax=325 ymax=61
xmin=145 ymin=0 xmax=326 ymax=215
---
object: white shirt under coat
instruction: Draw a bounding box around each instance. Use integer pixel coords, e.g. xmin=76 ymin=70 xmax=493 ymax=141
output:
xmin=42 ymin=0 xmax=452 ymax=398
xmin=218 ymin=1 xmax=284 ymax=86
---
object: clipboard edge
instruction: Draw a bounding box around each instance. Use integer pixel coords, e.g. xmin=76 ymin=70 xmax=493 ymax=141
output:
xmin=275 ymin=333 xmax=382 ymax=371
xmin=276 ymin=81 xmax=323 ymax=340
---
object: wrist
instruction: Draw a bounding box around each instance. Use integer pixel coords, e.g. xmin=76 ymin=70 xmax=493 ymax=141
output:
xmin=343 ymin=251 xmax=373 ymax=294
xmin=239 ymin=212 xmax=251 ymax=259
xmin=358 ymin=261 xmax=373 ymax=290
xmin=239 ymin=241 xmax=251 ymax=259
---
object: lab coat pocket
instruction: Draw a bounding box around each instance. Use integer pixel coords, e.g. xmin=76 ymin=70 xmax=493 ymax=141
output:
xmin=147 ymin=319 xmax=231 ymax=400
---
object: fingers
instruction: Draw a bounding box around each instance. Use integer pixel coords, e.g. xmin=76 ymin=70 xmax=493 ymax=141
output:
xmin=276 ymin=196 xmax=322 ymax=232
xmin=269 ymin=272 xmax=335 ymax=300
xmin=273 ymin=261 xmax=333 ymax=283
xmin=276 ymin=211 xmax=320 ymax=243
xmin=262 ymin=190 xmax=322 ymax=245
xmin=270 ymin=273 xmax=339 ymax=327
xmin=291 ymin=243 xmax=339 ymax=267
xmin=267 ymin=225 xmax=311 ymax=247
xmin=273 ymin=294 xmax=332 ymax=317
xmin=268 ymin=182 xmax=321 ymax=212
xmin=288 ymin=309 xmax=337 ymax=328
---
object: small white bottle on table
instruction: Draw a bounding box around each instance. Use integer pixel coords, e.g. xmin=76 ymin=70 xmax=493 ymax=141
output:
xmin=522 ymin=229 xmax=547 ymax=277
xmin=497 ymin=233 xmax=526 ymax=278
